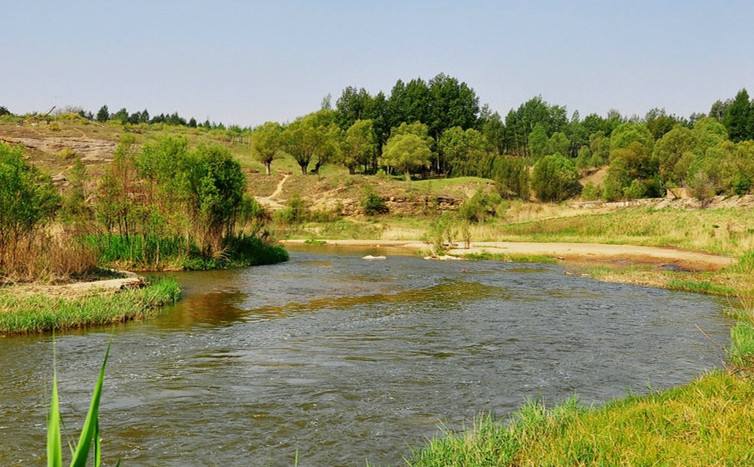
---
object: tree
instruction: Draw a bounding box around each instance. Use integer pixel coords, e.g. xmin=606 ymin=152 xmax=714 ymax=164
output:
xmin=528 ymin=124 xmax=548 ymax=157
xmin=478 ymin=106 xmax=505 ymax=154
xmin=96 ymin=105 xmax=109 ymax=122
xmin=645 ymin=108 xmax=682 ymax=140
xmin=0 ymin=106 xmax=11 ymax=117
xmin=281 ymin=111 xmax=341 ymax=175
xmin=426 ymin=73 xmax=480 ymax=141
xmin=112 ymin=108 xmax=129 ymax=123
xmin=381 ymin=133 xmax=432 ymax=181
xmin=546 ymin=132 xmax=571 ymax=156
xmin=609 ymin=122 xmax=654 ymax=153
xmin=723 ymin=89 xmax=752 ymax=142
xmin=251 ymin=122 xmax=282 ymax=175
xmin=438 ymin=127 xmax=488 ymax=176
xmin=531 ymin=154 xmax=581 ymax=202
xmin=188 ymin=117 xmax=197 ymax=128
xmin=0 ymin=143 xmax=60 ymax=252
xmin=342 ymin=119 xmax=376 ymax=174
xmin=62 ymin=157 xmax=90 ymax=222
xmin=653 ymin=126 xmax=696 ymax=183
xmin=335 ymin=86 xmax=374 ymax=130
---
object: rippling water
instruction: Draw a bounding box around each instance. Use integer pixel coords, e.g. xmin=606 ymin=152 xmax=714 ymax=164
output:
xmin=0 ymin=247 xmax=731 ymax=465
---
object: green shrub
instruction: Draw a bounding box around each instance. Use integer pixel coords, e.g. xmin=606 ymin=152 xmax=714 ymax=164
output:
xmin=275 ymin=194 xmax=308 ymax=224
xmin=458 ymin=191 xmax=503 ymax=223
xmin=361 ymin=189 xmax=388 ymax=215
xmin=581 ymin=182 xmax=601 ymax=201
xmin=531 ymin=154 xmax=581 ymax=202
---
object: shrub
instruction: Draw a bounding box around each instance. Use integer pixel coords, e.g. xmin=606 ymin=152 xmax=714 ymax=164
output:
xmin=688 ymin=171 xmax=716 ymax=204
xmin=275 ymin=194 xmax=308 ymax=224
xmin=531 ymin=154 xmax=581 ymax=202
xmin=361 ymin=189 xmax=388 ymax=215
xmin=458 ymin=191 xmax=503 ymax=223
xmin=581 ymin=182 xmax=601 ymax=201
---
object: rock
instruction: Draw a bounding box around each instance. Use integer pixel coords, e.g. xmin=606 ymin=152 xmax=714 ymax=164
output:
xmin=362 ymin=255 xmax=387 ymax=260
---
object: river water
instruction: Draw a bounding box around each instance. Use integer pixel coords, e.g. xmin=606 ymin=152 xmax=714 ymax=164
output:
xmin=0 ymin=247 xmax=731 ymax=466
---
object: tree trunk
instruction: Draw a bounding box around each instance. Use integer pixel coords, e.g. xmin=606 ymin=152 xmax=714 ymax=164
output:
xmin=265 ymin=162 xmax=271 ymax=175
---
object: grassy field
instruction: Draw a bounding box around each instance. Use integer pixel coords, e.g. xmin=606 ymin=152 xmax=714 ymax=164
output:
xmin=0 ymin=277 xmax=180 ymax=334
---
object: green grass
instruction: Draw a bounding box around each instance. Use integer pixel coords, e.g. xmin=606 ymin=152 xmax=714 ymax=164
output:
xmin=666 ymin=278 xmax=737 ymax=296
xmin=86 ymin=233 xmax=288 ymax=271
xmin=0 ymin=277 xmax=181 ymax=334
xmin=412 ymin=372 xmax=754 ymax=466
xmin=461 ymin=252 xmax=558 ymax=264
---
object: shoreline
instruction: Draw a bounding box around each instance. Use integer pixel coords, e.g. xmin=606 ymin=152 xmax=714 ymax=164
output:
xmin=282 ymin=239 xmax=734 ymax=271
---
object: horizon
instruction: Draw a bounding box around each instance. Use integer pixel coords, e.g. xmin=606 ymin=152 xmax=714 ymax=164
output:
xmin=3 ymin=1 xmax=754 ymax=126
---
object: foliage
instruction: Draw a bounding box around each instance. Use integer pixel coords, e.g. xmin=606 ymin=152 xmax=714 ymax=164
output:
xmin=0 ymin=143 xmax=60 ymax=248
xmin=531 ymin=154 xmax=581 ymax=202
xmin=275 ymin=194 xmax=308 ymax=224
xmin=458 ymin=191 xmax=503 ymax=223
xmin=341 ymin=119 xmax=377 ymax=173
xmin=251 ymin=121 xmax=282 ymax=175
xmin=439 ymin=126 xmax=488 ymax=176
xmin=361 ymin=188 xmax=388 ymax=215
xmin=381 ymin=132 xmax=432 ymax=180
xmin=47 ymin=344 xmax=110 ymax=467
xmin=281 ymin=110 xmax=341 ymax=174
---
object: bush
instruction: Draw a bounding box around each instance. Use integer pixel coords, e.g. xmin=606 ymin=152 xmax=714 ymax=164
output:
xmin=274 ymin=194 xmax=308 ymax=224
xmin=581 ymin=182 xmax=601 ymax=201
xmin=689 ymin=171 xmax=716 ymax=204
xmin=458 ymin=191 xmax=503 ymax=223
xmin=361 ymin=189 xmax=388 ymax=215
xmin=531 ymin=154 xmax=581 ymax=202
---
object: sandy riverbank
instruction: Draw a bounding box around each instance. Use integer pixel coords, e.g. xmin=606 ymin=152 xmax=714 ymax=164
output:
xmin=282 ymin=239 xmax=734 ymax=271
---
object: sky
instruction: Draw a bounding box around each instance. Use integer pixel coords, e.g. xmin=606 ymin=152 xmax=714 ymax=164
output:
xmin=2 ymin=0 xmax=753 ymax=126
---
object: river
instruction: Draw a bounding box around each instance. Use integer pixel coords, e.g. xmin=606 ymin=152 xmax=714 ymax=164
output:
xmin=0 ymin=247 xmax=731 ymax=465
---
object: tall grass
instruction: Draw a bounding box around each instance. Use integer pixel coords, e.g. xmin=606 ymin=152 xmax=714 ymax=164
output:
xmin=0 ymin=277 xmax=180 ymax=334
xmin=1 ymin=232 xmax=98 ymax=284
xmin=86 ymin=233 xmax=288 ymax=271
xmin=48 ymin=344 xmax=114 ymax=466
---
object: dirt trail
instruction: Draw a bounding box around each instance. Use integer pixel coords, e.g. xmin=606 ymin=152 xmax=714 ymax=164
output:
xmin=257 ymin=174 xmax=290 ymax=209
xmin=282 ymin=239 xmax=734 ymax=271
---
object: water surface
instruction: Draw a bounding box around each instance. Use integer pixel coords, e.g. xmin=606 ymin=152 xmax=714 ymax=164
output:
xmin=0 ymin=248 xmax=731 ymax=465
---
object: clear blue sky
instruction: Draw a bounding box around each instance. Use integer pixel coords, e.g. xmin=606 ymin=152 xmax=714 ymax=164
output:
xmin=2 ymin=0 xmax=753 ymax=126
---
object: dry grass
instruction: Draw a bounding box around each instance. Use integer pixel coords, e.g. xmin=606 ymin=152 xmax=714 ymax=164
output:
xmin=0 ymin=231 xmax=98 ymax=285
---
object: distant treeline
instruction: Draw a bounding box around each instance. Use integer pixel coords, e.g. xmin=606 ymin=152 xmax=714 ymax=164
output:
xmin=3 ymin=75 xmax=754 ymax=202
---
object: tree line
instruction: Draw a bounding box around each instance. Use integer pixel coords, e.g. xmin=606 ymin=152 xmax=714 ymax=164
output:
xmin=249 ymin=77 xmax=754 ymax=202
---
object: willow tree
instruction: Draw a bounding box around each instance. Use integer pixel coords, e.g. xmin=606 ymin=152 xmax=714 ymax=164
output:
xmin=251 ymin=121 xmax=282 ymax=175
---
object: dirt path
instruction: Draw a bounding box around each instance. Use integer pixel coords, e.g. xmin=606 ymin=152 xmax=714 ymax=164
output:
xmin=282 ymin=239 xmax=734 ymax=271
xmin=257 ymin=174 xmax=290 ymax=209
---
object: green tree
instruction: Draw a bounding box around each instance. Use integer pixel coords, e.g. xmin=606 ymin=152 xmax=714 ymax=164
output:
xmin=478 ymin=106 xmax=505 ymax=154
xmin=546 ymin=131 xmax=571 ymax=156
xmin=438 ymin=127 xmax=488 ymax=176
xmin=96 ymin=105 xmax=109 ymax=122
xmin=342 ymin=119 xmax=377 ymax=174
xmin=62 ymin=158 xmax=90 ymax=222
xmin=381 ymin=133 xmax=432 ymax=181
xmin=251 ymin=121 xmax=282 ymax=175
xmin=335 ymin=86 xmax=374 ymax=130
xmin=281 ymin=111 xmax=341 ymax=175
xmin=723 ymin=89 xmax=752 ymax=142
xmin=0 ymin=143 xmax=60 ymax=266
xmin=653 ymin=126 xmax=697 ymax=183
xmin=531 ymin=154 xmax=581 ymax=202
xmin=528 ymin=123 xmax=548 ymax=158
xmin=609 ymin=122 xmax=654 ymax=154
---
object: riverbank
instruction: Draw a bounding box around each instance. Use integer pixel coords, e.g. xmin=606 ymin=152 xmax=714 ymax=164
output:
xmin=283 ymin=239 xmax=735 ymax=271
xmin=409 ymin=251 xmax=754 ymax=465
xmin=0 ymin=276 xmax=181 ymax=335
